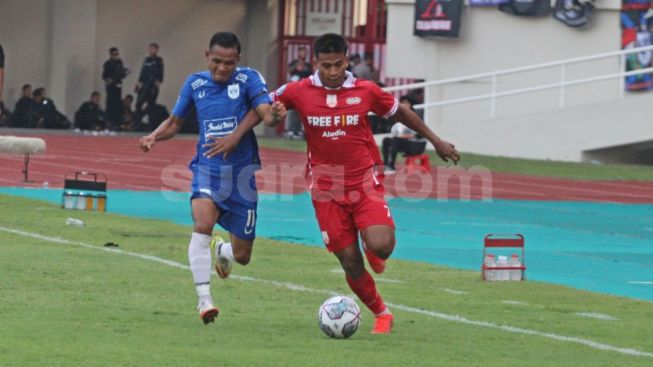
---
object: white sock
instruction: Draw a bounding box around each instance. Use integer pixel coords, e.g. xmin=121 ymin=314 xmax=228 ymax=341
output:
xmin=188 ymin=232 xmax=212 ymax=299
xmin=216 ymin=241 xmax=234 ymax=261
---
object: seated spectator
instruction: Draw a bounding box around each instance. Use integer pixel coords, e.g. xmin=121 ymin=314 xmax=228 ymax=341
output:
xmin=120 ymin=94 xmax=134 ymax=131
xmin=145 ymin=103 xmax=169 ymax=131
xmin=33 ymin=88 xmax=70 ymax=129
xmin=74 ymin=91 xmax=105 ymax=131
xmin=352 ymin=52 xmax=379 ymax=82
xmin=0 ymin=102 xmax=9 ymax=126
xmin=348 ymin=53 xmax=361 ymax=72
xmin=382 ymin=96 xmax=427 ymax=174
xmin=10 ymin=84 xmax=35 ymax=128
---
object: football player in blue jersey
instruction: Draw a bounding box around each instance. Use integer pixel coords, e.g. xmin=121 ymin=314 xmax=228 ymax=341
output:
xmin=140 ymin=32 xmax=285 ymax=324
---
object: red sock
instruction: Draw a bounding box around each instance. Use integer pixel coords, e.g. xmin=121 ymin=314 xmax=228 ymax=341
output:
xmin=345 ymin=270 xmax=386 ymax=315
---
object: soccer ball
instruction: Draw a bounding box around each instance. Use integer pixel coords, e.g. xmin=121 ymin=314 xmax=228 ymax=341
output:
xmin=317 ymin=295 xmax=361 ymax=339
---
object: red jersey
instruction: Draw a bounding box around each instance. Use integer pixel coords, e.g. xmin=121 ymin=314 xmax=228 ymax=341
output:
xmin=272 ymin=71 xmax=398 ymax=189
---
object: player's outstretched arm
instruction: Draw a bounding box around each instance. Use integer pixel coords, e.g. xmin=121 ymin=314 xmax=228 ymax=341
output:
xmin=139 ymin=115 xmax=184 ymax=152
xmin=392 ymin=104 xmax=460 ymax=164
xmin=203 ymin=109 xmax=262 ymax=159
xmin=256 ymin=101 xmax=287 ymax=127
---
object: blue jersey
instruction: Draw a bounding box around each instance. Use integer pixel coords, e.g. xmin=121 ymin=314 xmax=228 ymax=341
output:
xmin=172 ymin=67 xmax=272 ymax=169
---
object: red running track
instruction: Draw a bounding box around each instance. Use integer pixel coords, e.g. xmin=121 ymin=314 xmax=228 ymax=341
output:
xmin=1 ymin=134 xmax=652 ymax=203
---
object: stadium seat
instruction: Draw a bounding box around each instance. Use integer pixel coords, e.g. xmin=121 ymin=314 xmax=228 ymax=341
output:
xmin=405 ymin=153 xmax=431 ymax=174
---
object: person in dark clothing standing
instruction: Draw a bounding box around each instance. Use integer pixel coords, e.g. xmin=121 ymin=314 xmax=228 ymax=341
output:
xmin=10 ymin=84 xmax=34 ymax=127
xmin=102 ymin=47 xmax=129 ymax=128
xmin=0 ymin=44 xmax=6 ymax=119
xmin=134 ymin=43 xmax=163 ymax=123
xmin=74 ymin=91 xmax=105 ymax=131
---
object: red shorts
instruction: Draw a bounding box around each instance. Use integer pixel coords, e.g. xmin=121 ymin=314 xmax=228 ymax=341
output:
xmin=311 ymin=184 xmax=395 ymax=253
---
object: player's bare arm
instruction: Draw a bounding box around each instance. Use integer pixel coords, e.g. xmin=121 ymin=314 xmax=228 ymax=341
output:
xmin=391 ymin=104 xmax=460 ymax=164
xmin=139 ymin=115 xmax=184 ymax=152
xmin=203 ymin=109 xmax=261 ymax=159
xmin=257 ymin=101 xmax=287 ymax=127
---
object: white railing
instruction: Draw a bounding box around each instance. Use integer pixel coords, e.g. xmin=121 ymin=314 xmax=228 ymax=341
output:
xmin=384 ymin=45 xmax=653 ymax=122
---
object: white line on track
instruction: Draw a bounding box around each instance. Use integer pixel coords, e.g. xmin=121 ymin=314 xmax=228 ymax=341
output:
xmin=628 ymin=281 xmax=653 ymax=285
xmin=1 ymin=225 xmax=652 ymax=359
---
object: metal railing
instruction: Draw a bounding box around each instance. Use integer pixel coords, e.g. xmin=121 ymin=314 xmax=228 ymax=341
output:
xmin=383 ymin=45 xmax=653 ymax=122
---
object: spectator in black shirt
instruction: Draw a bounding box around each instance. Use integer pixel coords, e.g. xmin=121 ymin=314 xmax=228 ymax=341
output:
xmin=0 ymin=44 xmax=5 ymax=119
xmin=10 ymin=84 xmax=34 ymax=128
xmin=284 ymin=46 xmax=311 ymax=139
xmin=74 ymin=91 xmax=105 ymax=131
xmin=33 ymin=87 xmax=70 ymax=129
xmin=382 ymin=96 xmax=427 ymax=174
xmin=134 ymin=43 xmax=163 ymax=123
xmin=102 ymin=47 xmax=129 ymax=128
xmin=288 ymin=46 xmax=311 ymax=81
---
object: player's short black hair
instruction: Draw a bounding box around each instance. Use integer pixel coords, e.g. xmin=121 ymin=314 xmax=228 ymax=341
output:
xmin=209 ymin=32 xmax=241 ymax=54
xmin=22 ymin=84 xmax=31 ymax=91
xmin=33 ymin=88 xmax=45 ymax=98
xmin=313 ymin=33 xmax=348 ymax=58
xmin=109 ymin=47 xmax=118 ymax=54
xmin=91 ymin=91 xmax=100 ymax=98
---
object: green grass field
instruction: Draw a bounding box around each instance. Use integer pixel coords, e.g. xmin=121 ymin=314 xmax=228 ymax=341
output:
xmin=257 ymin=137 xmax=653 ymax=181
xmin=1 ymin=194 xmax=653 ymax=366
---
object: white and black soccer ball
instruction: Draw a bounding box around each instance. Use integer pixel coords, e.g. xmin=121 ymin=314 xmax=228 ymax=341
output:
xmin=317 ymin=296 xmax=361 ymax=339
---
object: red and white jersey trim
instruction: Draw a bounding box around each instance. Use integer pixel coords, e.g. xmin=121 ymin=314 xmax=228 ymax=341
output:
xmin=383 ymin=98 xmax=399 ymax=119
xmin=309 ymin=70 xmax=357 ymax=89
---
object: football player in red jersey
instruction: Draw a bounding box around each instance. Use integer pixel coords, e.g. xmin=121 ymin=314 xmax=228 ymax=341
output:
xmin=270 ymin=33 xmax=459 ymax=334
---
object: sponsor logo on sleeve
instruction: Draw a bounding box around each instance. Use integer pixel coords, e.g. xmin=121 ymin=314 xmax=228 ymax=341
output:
xmin=191 ymin=78 xmax=208 ymax=90
xmin=235 ymin=73 xmax=248 ymax=84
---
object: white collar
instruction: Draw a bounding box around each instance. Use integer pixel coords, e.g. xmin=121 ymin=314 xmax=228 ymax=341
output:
xmin=309 ymin=70 xmax=356 ymax=89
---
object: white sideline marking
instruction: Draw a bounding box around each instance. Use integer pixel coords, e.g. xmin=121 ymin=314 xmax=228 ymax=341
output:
xmin=628 ymin=281 xmax=653 ymax=285
xmin=576 ymin=312 xmax=618 ymax=321
xmin=2 ymin=226 xmax=652 ymax=359
xmin=440 ymin=288 xmax=468 ymax=295
xmin=502 ymin=300 xmax=528 ymax=306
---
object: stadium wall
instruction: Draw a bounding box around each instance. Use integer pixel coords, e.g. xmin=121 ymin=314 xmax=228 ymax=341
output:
xmin=385 ymin=0 xmax=653 ymax=163
xmin=0 ymin=0 xmax=280 ymax=130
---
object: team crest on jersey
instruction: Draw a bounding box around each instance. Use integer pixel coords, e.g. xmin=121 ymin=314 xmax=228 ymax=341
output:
xmin=228 ymin=84 xmax=240 ymax=99
xmin=326 ymin=94 xmax=337 ymax=108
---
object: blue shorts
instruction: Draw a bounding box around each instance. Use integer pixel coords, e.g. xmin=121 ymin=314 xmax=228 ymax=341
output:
xmin=190 ymin=163 xmax=258 ymax=241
